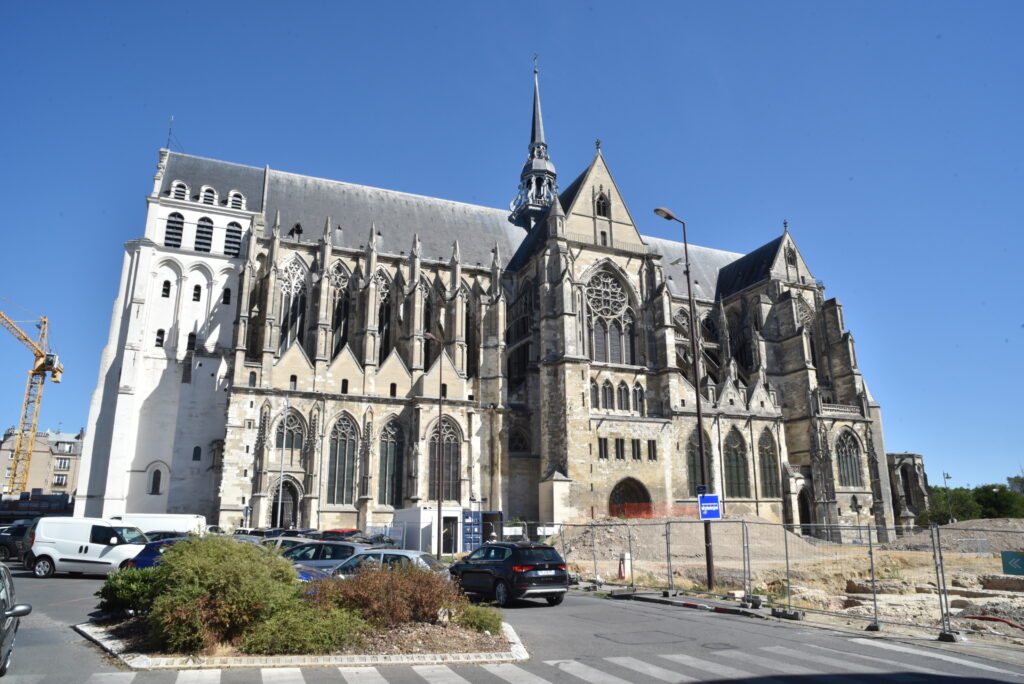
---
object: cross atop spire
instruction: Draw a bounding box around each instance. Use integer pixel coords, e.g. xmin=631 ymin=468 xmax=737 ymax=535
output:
xmin=510 ymin=61 xmax=558 ymax=228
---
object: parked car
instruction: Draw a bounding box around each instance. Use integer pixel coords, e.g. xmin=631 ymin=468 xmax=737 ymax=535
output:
xmin=319 ymin=528 xmax=360 ymax=540
xmin=205 ymin=525 xmax=225 ymax=535
xmin=28 ymin=517 xmax=148 ymax=578
xmin=0 ymin=563 xmax=31 ymax=676
xmin=142 ymin=530 xmax=186 ymax=542
xmin=281 ymin=541 xmax=373 ymax=570
xmin=123 ymin=538 xmax=186 ymax=569
xmin=326 ymin=549 xmax=447 ymax=580
xmin=448 ymin=541 xmax=569 ymax=607
xmin=0 ymin=526 xmax=29 ymax=562
xmin=344 ymin=533 xmax=398 ymax=548
xmin=260 ymin=536 xmax=310 ymax=553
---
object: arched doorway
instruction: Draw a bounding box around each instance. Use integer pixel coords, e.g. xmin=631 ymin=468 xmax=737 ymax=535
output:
xmin=798 ymin=488 xmax=813 ymax=536
xmin=271 ymin=481 xmax=299 ymax=528
xmin=608 ymin=477 xmax=652 ymax=518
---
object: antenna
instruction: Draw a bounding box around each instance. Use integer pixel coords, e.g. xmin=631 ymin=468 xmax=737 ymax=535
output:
xmin=166 ymin=116 xmax=175 ymax=149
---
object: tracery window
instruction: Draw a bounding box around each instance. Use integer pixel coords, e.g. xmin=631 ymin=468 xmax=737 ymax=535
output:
xmin=378 ymin=421 xmax=404 ymax=506
xmin=509 ymin=429 xmax=530 ymax=453
xmin=616 ymin=382 xmax=630 ymax=411
xmin=279 ymin=258 xmax=307 ymax=354
xmin=375 ymin=270 xmax=392 ymax=365
xmin=586 ymin=271 xmax=636 ymax=366
xmin=601 ymin=380 xmax=614 ymax=409
xmin=164 ymin=213 xmax=184 ymax=248
xmin=327 ymin=416 xmax=358 ymax=505
xmin=686 ymin=430 xmax=710 ymax=496
xmin=595 ymin=193 xmax=610 ymax=218
xmin=836 ymin=431 xmax=863 ymax=487
xmin=759 ymin=430 xmax=781 ymax=498
xmin=428 ymin=418 xmax=460 ymax=501
xmin=328 ymin=261 xmax=351 ymax=359
xmin=633 ymin=384 xmax=645 ymax=416
xmin=275 ymin=412 xmax=304 ymax=467
xmin=724 ymin=428 xmax=750 ymax=498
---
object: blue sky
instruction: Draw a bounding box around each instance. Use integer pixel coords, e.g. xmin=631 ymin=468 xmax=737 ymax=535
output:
xmin=1 ymin=2 xmax=1020 ymax=488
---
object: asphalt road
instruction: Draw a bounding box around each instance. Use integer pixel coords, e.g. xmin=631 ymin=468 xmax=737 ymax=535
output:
xmin=4 ymin=564 xmax=1023 ymax=683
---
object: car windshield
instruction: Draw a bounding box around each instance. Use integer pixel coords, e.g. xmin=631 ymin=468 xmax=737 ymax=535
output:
xmin=418 ymin=553 xmax=445 ymax=570
xmin=283 ymin=544 xmax=317 ymax=561
xmin=114 ymin=526 xmax=148 ymax=544
xmin=515 ymin=547 xmax=562 ymax=563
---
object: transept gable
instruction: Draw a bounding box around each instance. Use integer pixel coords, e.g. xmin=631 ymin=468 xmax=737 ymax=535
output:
xmin=376 ymin=347 xmax=412 ymax=396
xmin=418 ymin=349 xmax=466 ymax=400
xmin=274 ymin=338 xmax=314 ymax=375
xmin=326 ymin=343 xmax=364 ymax=387
xmin=768 ymin=230 xmax=816 ymax=286
xmin=561 ymin=151 xmax=646 ymax=251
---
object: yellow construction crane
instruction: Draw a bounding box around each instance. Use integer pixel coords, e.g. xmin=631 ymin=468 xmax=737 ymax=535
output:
xmin=0 ymin=312 xmax=63 ymax=495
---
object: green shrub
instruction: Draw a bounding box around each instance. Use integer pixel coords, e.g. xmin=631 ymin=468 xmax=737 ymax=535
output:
xmin=454 ymin=603 xmax=503 ymax=634
xmin=146 ymin=536 xmax=298 ymax=653
xmin=238 ymin=601 xmax=368 ymax=654
xmin=308 ymin=566 xmax=464 ymax=627
xmin=95 ymin=567 xmax=159 ymax=614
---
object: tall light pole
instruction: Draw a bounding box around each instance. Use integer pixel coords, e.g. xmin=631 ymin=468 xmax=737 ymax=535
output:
xmin=943 ymin=472 xmax=955 ymax=524
xmin=276 ymin=397 xmax=290 ymax=528
xmin=425 ymin=331 xmax=445 ymax=558
xmin=654 ymin=206 xmax=716 ymax=590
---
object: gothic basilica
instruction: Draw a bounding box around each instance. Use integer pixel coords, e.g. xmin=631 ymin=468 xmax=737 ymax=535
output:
xmin=76 ymin=72 xmax=921 ymax=543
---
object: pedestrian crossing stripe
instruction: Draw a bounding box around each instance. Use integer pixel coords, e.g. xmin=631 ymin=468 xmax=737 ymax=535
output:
xmin=604 ymin=656 xmax=697 ymax=682
xmin=853 ymin=638 xmax=1022 ymax=676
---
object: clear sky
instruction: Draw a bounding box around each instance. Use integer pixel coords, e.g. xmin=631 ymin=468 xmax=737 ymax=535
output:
xmin=1 ymin=2 xmax=1020 ymax=488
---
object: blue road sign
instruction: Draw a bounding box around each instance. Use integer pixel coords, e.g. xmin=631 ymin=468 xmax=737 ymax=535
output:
xmin=695 ymin=484 xmax=708 ymax=496
xmin=698 ymin=494 xmax=722 ymax=520
xmin=1001 ymin=551 xmax=1024 ymax=575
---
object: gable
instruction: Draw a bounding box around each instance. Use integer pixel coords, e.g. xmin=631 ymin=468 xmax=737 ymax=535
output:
xmin=561 ymin=153 xmax=646 ymax=252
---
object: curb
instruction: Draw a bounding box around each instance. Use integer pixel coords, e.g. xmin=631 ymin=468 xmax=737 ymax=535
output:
xmin=617 ymin=592 xmax=768 ymax=618
xmin=74 ymin=621 xmax=529 ymax=670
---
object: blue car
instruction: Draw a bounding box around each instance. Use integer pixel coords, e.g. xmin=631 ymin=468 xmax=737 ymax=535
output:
xmin=124 ymin=538 xmax=185 ymax=569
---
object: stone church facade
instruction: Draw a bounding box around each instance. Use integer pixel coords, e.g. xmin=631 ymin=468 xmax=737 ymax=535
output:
xmin=76 ymin=72 xmax=908 ymax=539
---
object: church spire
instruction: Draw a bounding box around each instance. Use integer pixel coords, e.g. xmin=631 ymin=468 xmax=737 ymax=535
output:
xmin=509 ymin=60 xmax=557 ymax=228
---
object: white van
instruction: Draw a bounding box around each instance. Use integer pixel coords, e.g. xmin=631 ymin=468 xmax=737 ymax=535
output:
xmin=28 ymin=517 xmax=148 ymax=578
xmin=108 ymin=513 xmax=205 ymax=535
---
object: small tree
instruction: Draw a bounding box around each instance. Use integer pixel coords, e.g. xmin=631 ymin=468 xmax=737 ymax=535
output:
xmin=972 ymin=484 xmax=1024 ymax=519
xmin=917 ymin=487 xmax=982 ymax=525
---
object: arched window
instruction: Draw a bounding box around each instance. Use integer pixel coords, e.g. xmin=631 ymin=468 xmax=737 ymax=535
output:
xmin=595 ymin=193 xmax=610 ymax=218
xmin=623 ymin=312 xmax=636 ymax=365
xmin=724 ymin=427 xmax=750 ymax=498
xmin=341 ymin=379 xmax=349 ymax=394
xmin=172 ymin=182 xmax=188 ymax=200
xmin=617 ymin=382 xmax=630 ymax=410
xmin=248 ymin=371 xmax=256 ymax=387
xmin=149 ymin=469 xmax=162 ymax=495
xmin=429 ymin=418 xmax=461 ymax=501
xmin=328 ymin=261 xmax=351 ymax=359
xmin=229 ymin=191 xmax=245 ymax=210
xmin=161 ymin=280 xmax=171 ymax=298
xmin=465 ymin=302 xmax=478 ymax=378
xmin=186 ymin=332 xmax=196 ymax=351
xmin=601 ymin=381 xmax=614 ymax=409
xmin=193 ymin=285 xmax=201 ymax=302
xmin=375 ymin=271 xmax=392 ymax=365
xmin=509 ymin=430 xmax=530 ymax=453
xmin=155 ymin=329 xmax=165 ymax=347
xmin=275 ymin=412 xmax=304 ymax=467
xmin=389 ymin=383 xmax=397 ymax=397
xmin=201 ymin=187 xmax=216 ymax=205
xmin=195 ymin=217 xmax=213 ymax=252
xmin=289 ymin=375 xmax=297 ymax=391
xmin=836 ymin=431 xmax=863 ymax=487
xmin=192 ymin=446 xmax=201 ymax=461
xmin=222 ymin=288 xmax=231 ymax=305
xmin=586 ymin=271 xmax=636 ymax=366
xmin=164 ymin=213 xmax=184 ymax=248
xmin=225 ymin=222 xmax=243 ymax=257
xmin=686 ymin=430 xmax=710 ymax=496
xmin=758 ymin=430 xmax=780 ymax=498
xmin=593 ymin=319 xmax=607 ymax=362
xmin=610 ymin=320 xmax=623 ymax=363
xmin=590 ymin=381 xmax=599 ymax=408
xmin=327 ymin=416 xmax=358 ymax=505
xmin=633 ymin=384 xmax=645 ymax=417
xmin=378 ymin=420 xmax=404 ymax=506
xmin=279 ymin=258 xmax=307 ymax=354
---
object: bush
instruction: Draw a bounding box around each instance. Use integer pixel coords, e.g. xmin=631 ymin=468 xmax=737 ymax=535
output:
xmin=146 ymin=536 xmax=298 ymax=653
xmin=95 ymin=567 xmax=159 ymax=615
xmin=238 ymin=601 xmax=368 ymax=654
xmin=454 ymin=603 xmax=503 ymax=634
xmin=308 ymin=566 xmax=463 ymax=627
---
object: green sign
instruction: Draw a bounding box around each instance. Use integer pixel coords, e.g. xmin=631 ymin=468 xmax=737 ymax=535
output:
xmin=1001 ymin=551 xmax=1024 ymax=575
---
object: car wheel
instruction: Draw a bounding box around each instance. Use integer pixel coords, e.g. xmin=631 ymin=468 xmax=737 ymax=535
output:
xmin=118 ymin=561 xmax=131 ymax=571
xmin=33 ymin=557 xmax=54 ymax=578
xmin=546 ymin=594 xmax=565 ymax=606
xmin=0 ymin=547 xmax=9 ymax=562
xmin=493 ymin=580 xmax=510 ymax=607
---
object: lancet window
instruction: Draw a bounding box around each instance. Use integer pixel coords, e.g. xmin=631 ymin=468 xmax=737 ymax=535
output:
xmin=616 ymin=382 xmax=630 ymax=410
xmin=586 ymin=271 xmax=636 ymax=365
xmin=686 ymin=430 xmax=711 ymax=496
xmin=328 ymin=261 xmax=351 ymax=359
xmin=601 ymin=380 xmax=614 ymax=409
xmin=759 ymin=429 xmax=781 ymax=498
xmin=428 ymin=418 xmax=461 ymax=501
xmin=836 ymin=431 xmax=863 ymax=487
xmin=724 ymin=428 xmax=750 ymax=498
xmin=375 ymin=270 xmax=392 ymax=365
xmin=590 ymin=381 xmax=599 ymax=408
xmin=633 ymin=384 xmax=646 ymax=416
xmin=275 ymin=412 xmax=304 ymax=467
xmin=327 ymin=416 xmax=358 ymax=505
xmin=279 ymin=258 xmax=307 ymax=355
xmin=378 ymin=420 xmax=404 ymax=506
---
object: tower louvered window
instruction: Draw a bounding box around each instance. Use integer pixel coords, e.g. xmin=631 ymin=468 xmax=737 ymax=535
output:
xmin=195 ymin=217 xmax=213 ymax=252
xmin=229 ymin=192 xmax=244 ymax=210
xmin=327 ymin=416 xmax=358 ymax=505
xmin=172 ymin=182 xmax=188 ymax=200
xmin=225 ymin=222 xmax=242 ymax=257
xmin=165 ymin=213 xmax=184 ymax=248
xmin=202 ymin=188 xmax=216 ymax=205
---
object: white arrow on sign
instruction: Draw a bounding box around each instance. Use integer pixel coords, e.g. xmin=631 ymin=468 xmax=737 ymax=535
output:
xmin=1009 ymin=556 xmax=1023 ymax=570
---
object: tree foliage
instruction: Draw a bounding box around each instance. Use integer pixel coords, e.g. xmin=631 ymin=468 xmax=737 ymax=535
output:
xmin=916 ymin=483 xmax=1024 ymax=525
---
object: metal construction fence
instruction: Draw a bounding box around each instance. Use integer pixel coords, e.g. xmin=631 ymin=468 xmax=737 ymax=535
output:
xmin=525 ymin=519 xmax=1024 ymax=638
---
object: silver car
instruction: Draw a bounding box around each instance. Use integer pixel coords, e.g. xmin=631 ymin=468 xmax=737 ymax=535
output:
xmin=281 ymin=541 xmax=374 ymax=570
xmin=328 ymin=549 xmax=448 ymax=579
xmin=260 ymin=536 xmax=310 ymax=553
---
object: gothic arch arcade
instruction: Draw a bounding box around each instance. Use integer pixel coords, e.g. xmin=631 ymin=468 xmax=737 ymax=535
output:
xmin=608 ymin=478 xmax=652 ymax=518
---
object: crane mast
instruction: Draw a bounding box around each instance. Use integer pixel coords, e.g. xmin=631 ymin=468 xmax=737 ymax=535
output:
xmin=0 ymin=312 xmax=63 ymax=496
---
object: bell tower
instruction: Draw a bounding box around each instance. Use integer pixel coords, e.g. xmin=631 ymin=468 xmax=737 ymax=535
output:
xmin=509 ymin=64 xmax=558 ymax=229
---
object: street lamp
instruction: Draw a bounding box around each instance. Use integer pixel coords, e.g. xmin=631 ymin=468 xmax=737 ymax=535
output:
xmin=654 ymin=206 xmax=716 ymax=590
xmin=943 ymin=472 xmax=956 ymax=524
xmin=424 ymin=331 xmax=445 ymax=558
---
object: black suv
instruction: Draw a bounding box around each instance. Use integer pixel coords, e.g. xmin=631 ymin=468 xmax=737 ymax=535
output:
xmin=449 ymin=542 xmax=569 ymax=607
xmin=0 ymin=526 xmax=28 ymax=563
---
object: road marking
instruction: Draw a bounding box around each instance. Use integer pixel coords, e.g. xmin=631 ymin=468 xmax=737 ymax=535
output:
xmin=4 ymin=675 xmax=45 ymax=684
xmin=261 ymin=668 xmax=304 ymax=684
xmin=338 ymin=667 xmax=389 ymax=684
xmin=175 ymin=672 xmax=221 ymax=684
xmin=805 ymin=643 xmax=947 ymax=675
xmin=852 ymin=638 xmax=1024 ymax=676
xmin=605 ymin=656 xmax=697 ymax=682
xmin=545 ymin=660 xmax=632 ymax=684
xmin=763 ymin=645 xmax=890 ymax=673
xmin=722 ymin=649 xmax=822 ymax=675
xmin=481 ymin=663 xmax=552 ymax=683
xmin=84 ymin=675 xmax=136 ymax=684
xmin=412 ymin=665 xmax=471 ymax=684
xmin=659 ymin=654 xmax=781 ymax=682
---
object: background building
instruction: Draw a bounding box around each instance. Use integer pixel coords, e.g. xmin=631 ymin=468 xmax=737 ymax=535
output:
xmin=0 ymin=427 xmax=83 ymax=497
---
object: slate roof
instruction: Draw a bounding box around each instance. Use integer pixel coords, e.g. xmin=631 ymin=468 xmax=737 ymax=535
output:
xmin=714 ymin=235 xmax=784 ymax=299
xmin=159 ymin=152 xmax=266 ymax=209
xmin=644 ymin=237 xmax=744 ymax=302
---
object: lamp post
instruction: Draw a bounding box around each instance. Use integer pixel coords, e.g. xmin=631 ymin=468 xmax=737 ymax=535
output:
xmin=425 ymin=331 xmax=445 ymax=558
xmin=943 ymin=472 xmax=955 ymax=524
xmin=654 ymin=206 xmax=716 ymax=590
xmin=276 ymin=397 xmax=290 ymax=528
